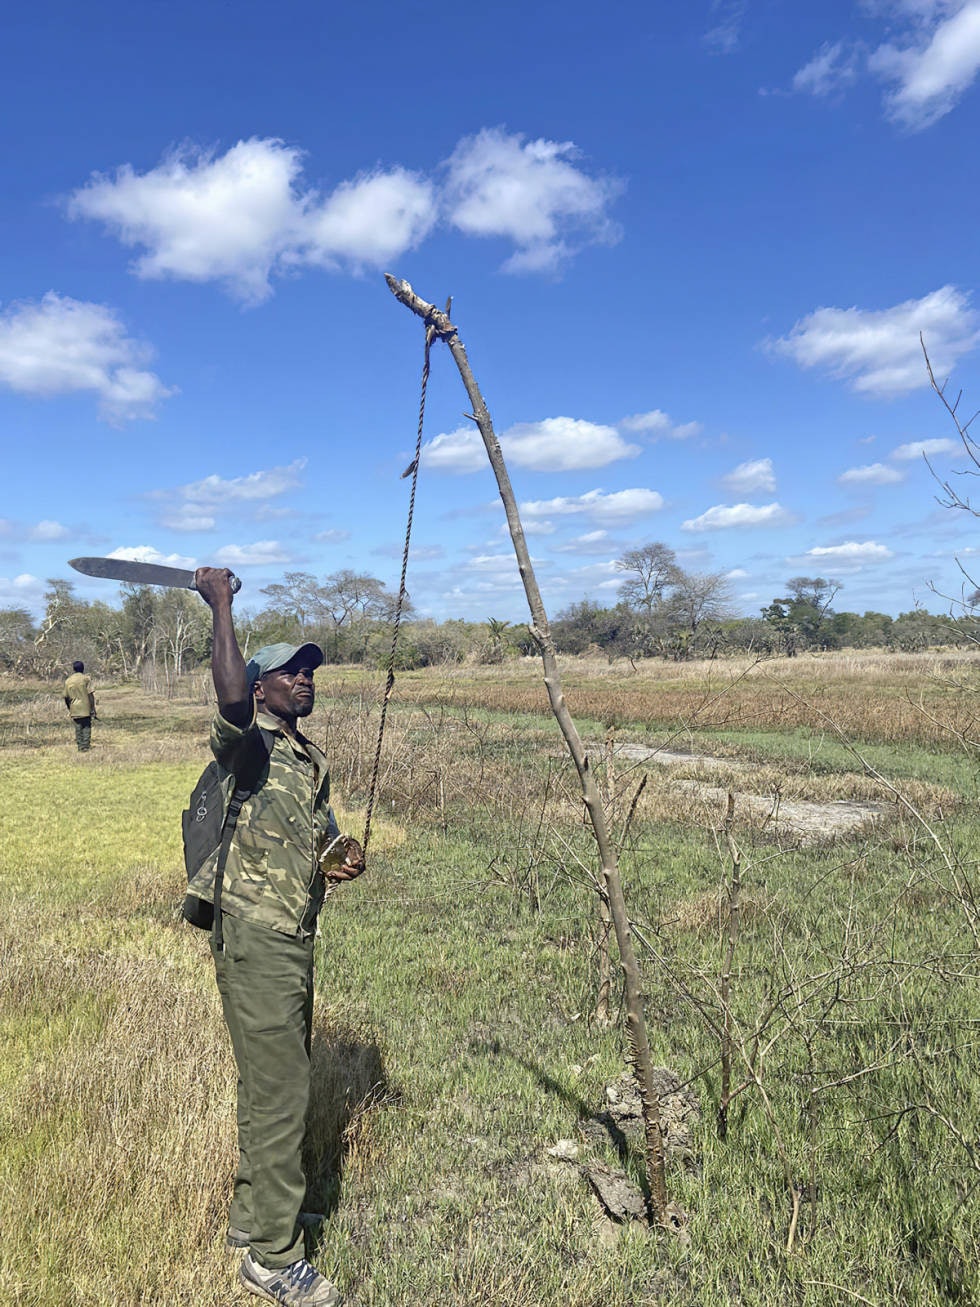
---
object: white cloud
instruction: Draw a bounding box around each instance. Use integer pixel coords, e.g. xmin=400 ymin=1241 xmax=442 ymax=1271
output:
xmin=0 ymin=574 xmax=43 ymax=609
xmin=704 ymin=0 xmax=748 ymax=54
xmin=870 ymin=1 xmax=980 ymax=129
xmin=424 ymin=417 xmax=639 ymax=473
xmin=0 ymin=292 xmax=174 ymax=423
xmin=671 ymin=420 xmax=704 ymax=440
xmin=554 ymin=530 xmax=612 ymax=554
xmin=806 ymin=540 xmax=894 ymax=561
xmin=794 ymin=41 xmax=860 ymax=96
xmin=423 ymin=427 xmax=486 ymax=473
xmin=502 ymin=418 xmax=639 ymax=470
xmin=619 ymin=409 xmax=702 ymax=440
xmin=70 ymin=139 xmax=436 ymax=306
xmin=466 ymin=553 xmax=523 ymax=574
xmin=566 ymin=560 xmax=621 ymax=585
xmin=213 ymin=541 xmax=291 ymax=566
xmin=161 ymin=511 xmax=216 ymax=532
xmin=620 ymin=409 xmax=671 ymax=433
xmin=29 ymin=520 xmax=70 ymax=541
xmin=107 ymin=545 xmax=196 ymax=568
xmin=838 ymin=462 xmax=905 ymax=484
xmin=723 ymin=458 xmax=776 ymax=494
xmin=70 ymin=131 xmax=620 ymax=302
xmin=443 ymin=128 xmax=622 ymax=275
xmin=404 ymin=544 xmax=444 ymax=562
xmin=178 ymin=460 xmax=307 ymax=505
xmin=521 ymin=488 xmax=665 ymax=524
xmin=255 ymin=505 xmax=299 ymax=522
xmin=507 ymin=519 xmax=555 ymax=536
xmin=153 ymin=464 xmax=304 ymax=532
xmin=70 ymin=140 xmax=302 ymax=304
xmin=726 ymin=568 xmax=749 ymax=579
xmin=891 ymin=436 xmax=959 ymax=459
xmin=294 ymin=168 xmax=437 ymax=273
xmin=440 ymin=581 xmax=521 ymax=608
xmin=770 ymin=286 xmax=979 ymax=396
xmin=682 ymin=502 xmax=791 ymax=530
xmin=316 ymin=528 xmax=352 ymax=543
xmin=867 ymin=2 xmax=953 ymax=20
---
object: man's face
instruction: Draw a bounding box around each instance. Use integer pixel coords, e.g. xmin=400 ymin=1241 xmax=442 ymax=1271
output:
xmin=254 ymin=656 xmax=317 ymax=720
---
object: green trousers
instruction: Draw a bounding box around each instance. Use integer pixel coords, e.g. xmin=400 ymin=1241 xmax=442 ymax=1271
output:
xmin=72 ymin=716 xmax=92 ymax=751
xmin=210 ymin=913 xmax=315 ymax=1268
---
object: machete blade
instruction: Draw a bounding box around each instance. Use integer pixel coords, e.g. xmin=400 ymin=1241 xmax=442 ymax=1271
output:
xmin=68 ymin=557 xmax=241 ymax=593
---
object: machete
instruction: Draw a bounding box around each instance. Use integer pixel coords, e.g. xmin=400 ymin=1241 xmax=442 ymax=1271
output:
xmin=69 ymin=557 xmax=242 ymax=593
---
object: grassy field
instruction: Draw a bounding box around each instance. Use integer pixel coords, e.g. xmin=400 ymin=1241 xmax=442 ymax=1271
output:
xmin=1 ymin=650 xmax=979 ymax=1306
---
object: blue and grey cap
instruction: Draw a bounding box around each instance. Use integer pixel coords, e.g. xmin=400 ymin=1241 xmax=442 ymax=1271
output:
xmin=246 ymin=642 xmax=325 ymax=690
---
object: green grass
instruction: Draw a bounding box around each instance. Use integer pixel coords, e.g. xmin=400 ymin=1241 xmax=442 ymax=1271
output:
xmin=0 ymin=663 xmax=978 ymax=1305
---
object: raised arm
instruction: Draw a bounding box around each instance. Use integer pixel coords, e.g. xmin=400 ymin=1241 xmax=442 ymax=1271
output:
xmin=195 ymin=567 xmax=252 ymax=728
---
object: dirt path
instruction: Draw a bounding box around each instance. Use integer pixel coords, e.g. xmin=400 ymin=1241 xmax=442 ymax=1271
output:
xmin=610 ymin=742 xmax=893 ymax=845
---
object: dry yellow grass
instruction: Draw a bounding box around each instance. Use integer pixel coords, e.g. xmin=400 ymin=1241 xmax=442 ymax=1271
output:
xmin=361 ymin=649 xmax=980 ymax=750
xmin=0 ymin=862 xmax=389 ymax=1307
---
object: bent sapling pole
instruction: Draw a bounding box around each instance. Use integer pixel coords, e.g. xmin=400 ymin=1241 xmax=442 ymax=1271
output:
xmin=385 ymin=275 xmax=671 ymax=1228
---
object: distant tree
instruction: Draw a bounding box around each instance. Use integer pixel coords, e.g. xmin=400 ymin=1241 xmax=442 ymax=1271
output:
xmin=763 ymin=576 xmax=841 ymax=653
xmin=319 ymin=570 xmax=394 ymax=626
xmin=84 ymin=599 xmax=132 ymax=676
xmin=668 ymin=569 xmax=735 ymax=636
xmin=481 ymin=616 xmax=511 ymax=664
xmin=319 ymin=569 xmax=405 ymax=661
xmin=152 ymin=589 xmax=210 ymax=684
xmin=785 ymin=576 xmax=840 ymax=612
xmin=552 ymin=599 xmax=621 ymax=655
xmin=393 ymin=618 xmax=480 ymax=668
xmin=32 ymin=579 xmax=91 ymax=674
xmin=118 ymin=585 xmax=158 ymax=674
xmin=830 ymin=610 xmax=893 ymax=649
xmin=615 ymin=543 xmax=683 ymax=617
xmin=254 ymin=568 xmax=406 ymax=662
xmin=0 ymin=607 xmax=35 ymax=671
xmin=259 ymin=571 xmax=321 ymax=638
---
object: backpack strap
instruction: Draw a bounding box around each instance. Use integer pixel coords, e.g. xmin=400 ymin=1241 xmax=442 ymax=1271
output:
xmin=212 ymin=725 xmax=276 ymax=951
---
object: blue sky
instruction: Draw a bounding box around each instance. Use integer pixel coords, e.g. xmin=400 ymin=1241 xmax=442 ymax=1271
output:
xmin=4 ymin=0 xmax=980 ymax=625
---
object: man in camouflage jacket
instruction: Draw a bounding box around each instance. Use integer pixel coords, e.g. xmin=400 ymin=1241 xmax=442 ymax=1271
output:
xmin=195 ymin=567 xmax=365 ymax=1307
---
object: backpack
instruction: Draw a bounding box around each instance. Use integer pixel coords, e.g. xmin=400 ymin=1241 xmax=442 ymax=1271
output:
xmin=181 ymin=728 xmax=274 ymax=945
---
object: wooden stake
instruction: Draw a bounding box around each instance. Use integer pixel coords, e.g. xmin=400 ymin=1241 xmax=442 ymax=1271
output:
xmin=385 ymin=275 xmax=669 ymax=1224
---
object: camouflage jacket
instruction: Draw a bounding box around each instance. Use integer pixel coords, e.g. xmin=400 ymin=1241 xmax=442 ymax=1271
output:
xmin=206 ymin=705 xmax=339 ymax=936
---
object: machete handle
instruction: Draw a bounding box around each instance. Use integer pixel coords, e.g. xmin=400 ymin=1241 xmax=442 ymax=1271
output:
xmin=190 ymin=572 xmax=242 ymax=595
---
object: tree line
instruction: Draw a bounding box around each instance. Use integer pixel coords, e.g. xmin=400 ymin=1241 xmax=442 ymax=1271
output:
xmin=554 ymin=544 xmax=977 ymax=660
xmin=1 ymin=545 xmax=976 ymax=682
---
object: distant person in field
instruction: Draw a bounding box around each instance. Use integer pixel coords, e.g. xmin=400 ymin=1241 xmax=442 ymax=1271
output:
xmin=194 ymin=567 xmax=365 ymax=1307
xmin=63 ymin=660 xmax=96 ymax=752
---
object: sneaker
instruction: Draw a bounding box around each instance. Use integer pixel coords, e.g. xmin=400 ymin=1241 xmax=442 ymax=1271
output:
xmin=226 ymin=1212 xmax=325 ymax=1250
xmin=240 ymin=1253 xmax=341 ymax=1306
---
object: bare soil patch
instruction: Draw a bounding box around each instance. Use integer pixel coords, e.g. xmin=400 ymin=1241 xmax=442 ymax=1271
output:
xmin=612 ymin=742 xmax=893 ymax=846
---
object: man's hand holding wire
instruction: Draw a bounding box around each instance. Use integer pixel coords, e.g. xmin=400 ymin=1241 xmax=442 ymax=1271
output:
xmin=321 ymin=835 xmax=366 ymax=882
